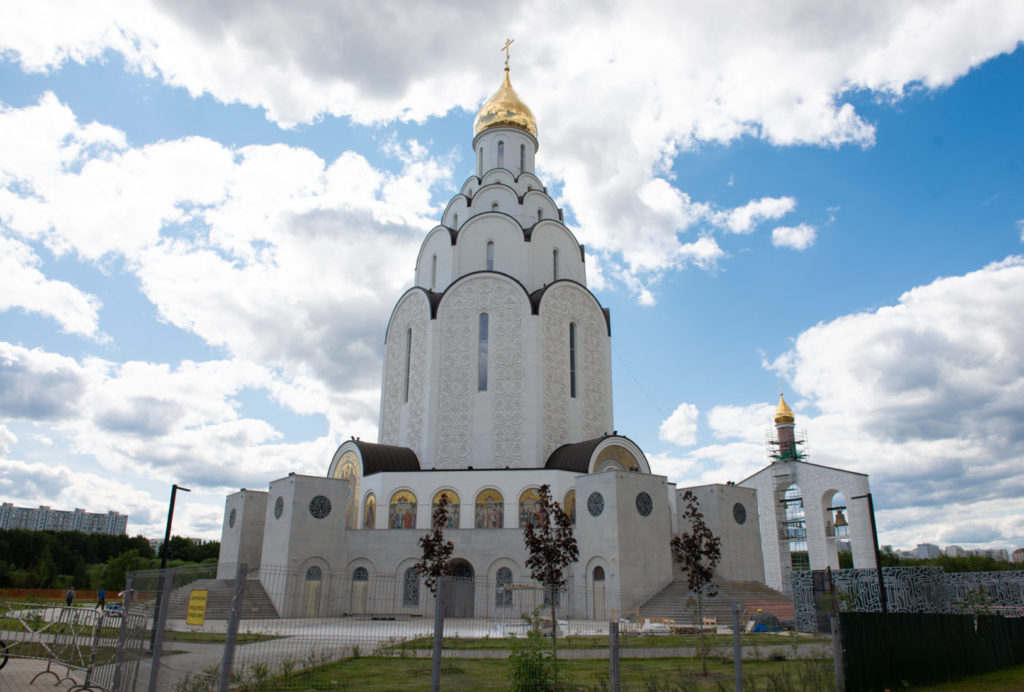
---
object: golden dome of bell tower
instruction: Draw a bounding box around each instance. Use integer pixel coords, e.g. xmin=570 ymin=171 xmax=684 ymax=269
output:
xmin=473 ymin=39 xmax=537 ymax=138
xmin=774 ymin=393 xmax=795 ymax=425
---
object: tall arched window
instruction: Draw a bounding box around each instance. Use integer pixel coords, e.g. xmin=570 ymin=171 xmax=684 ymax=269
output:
xmin=477 ymin=148 xmax=483 ymax=176
xmin=431 ymin=254 xmax=437 ymax=290
xmin=784 ymin=484 xmax=809 ymax=571
xmin=569 ymin=322 xmax=577 ymax=398
xmin=538 ymin=208 xmax=543 ymax=222
xmin=478 ymin=313 xmax=489 ymax=392
xmin=497 ymin=141 xmax=504 ymax=168
xmin=454 ymin=213 xmax=458 ymax=228
xmin=403 ymin=567 xmax=419 ymax=607
xmin=403 ymin=328 xmax=412 ymax=403
xmin=553 ymin=248 xmax=559 ymax=280
xmin=486 ymin=241 xmax=494 ymax=270
xmin=496 ymin=567 xmax=513 ymax=607
xmin=520 ymin=144 xmax=525 ymax=173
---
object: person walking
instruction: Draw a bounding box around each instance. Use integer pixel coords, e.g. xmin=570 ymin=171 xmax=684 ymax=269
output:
xmin=96 ymin=587 xmax=106 ymax=610
xmin=66 ymin=586 xmax=75 ymax=607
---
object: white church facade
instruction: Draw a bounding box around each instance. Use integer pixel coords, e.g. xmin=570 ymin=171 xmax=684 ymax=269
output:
xmin=217 ymin=60 xmax=876 ymax=619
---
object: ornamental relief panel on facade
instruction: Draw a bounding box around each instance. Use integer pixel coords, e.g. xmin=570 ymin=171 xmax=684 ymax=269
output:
xmin=437 ymin=278 xmax=526 ymax=469
xmin=540 ymin=285 xmax=611 ymax=459
xmin=380 ymin=294 xmax=429 ymax=459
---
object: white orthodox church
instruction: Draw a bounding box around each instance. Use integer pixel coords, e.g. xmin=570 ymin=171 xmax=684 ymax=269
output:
xmin=216 ymin=60 xmax=874 ymax=619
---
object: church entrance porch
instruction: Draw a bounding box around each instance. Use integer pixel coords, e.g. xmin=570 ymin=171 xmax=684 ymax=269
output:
xmin=445 ymin=560 xmax=474 ymax=618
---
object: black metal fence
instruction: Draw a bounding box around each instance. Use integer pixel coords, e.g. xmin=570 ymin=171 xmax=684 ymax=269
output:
xmin=840 ymin=612 xmax=1024 ymax=691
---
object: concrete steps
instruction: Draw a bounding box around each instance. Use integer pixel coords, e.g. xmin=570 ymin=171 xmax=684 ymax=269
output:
xmin=638 ymin=572 xmax=793 ymax=625
xmin=166 ymin=578 xmax=279 ymax=620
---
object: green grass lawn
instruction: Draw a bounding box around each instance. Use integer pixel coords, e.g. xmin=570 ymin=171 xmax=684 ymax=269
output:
xmin=226 ymin=654 xmax=836 ymax=691
xmin=913 ymin=660 xmax=1024 ymax=691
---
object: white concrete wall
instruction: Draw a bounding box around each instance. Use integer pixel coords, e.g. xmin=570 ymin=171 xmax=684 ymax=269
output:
xmin=677 ymin=484 xmax=765 ymax=583
xmin=216 ymin=490 xmax=267 ymax=579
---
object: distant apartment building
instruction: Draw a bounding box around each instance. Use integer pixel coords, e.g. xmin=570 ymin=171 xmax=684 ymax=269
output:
xmin=1013 ymin=548 xmax=1024 ymax=564
xmin=945 ymin=545 xmax=965 ymax=557
xmin=0 ymin=503 xmax=127 ymax=535
xmin=916 ymin=543 xmax=941 ymax=559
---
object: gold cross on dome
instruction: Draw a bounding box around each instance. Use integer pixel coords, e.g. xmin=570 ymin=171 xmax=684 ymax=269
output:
xmin=501 ymin=38 xmax=514 ymax=69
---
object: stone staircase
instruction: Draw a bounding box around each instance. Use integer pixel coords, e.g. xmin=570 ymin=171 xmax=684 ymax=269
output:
xmin=638 ymin=573 xmax=793 ymax=626
xmin=166 ymin=578 xmax=279 ymax=620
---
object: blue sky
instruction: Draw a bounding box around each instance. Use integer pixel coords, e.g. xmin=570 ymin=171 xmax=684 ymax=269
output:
xmin=0 ymin=3 xmax=1022 ymax=553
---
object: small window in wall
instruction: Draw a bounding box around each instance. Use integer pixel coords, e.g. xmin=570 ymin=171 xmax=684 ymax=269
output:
xmin=478 ymin=313 xmax=489 ymax=391
xmin=403 ymin=567 xmax=419 ymax=607
xmin=431 ymin=254 xmax=437 ymax=290
xmin=593 ymin=566 xmax=605 ymax=581
xmin=454 ymin=213 xmax=458 ymax=228
xmin=553 ymin=248 xmax=559 ymax=280
xmin=538 ymin=208 xmax=543 ymax=222
xmin=477 ymin=148 xmax=483 ymax=176
xmin=497 ymin=140 xmax=504 ymax=168
xmin=496 ymin=567 xmax=513 ymax=607
xmin=520 ymin=144 xmax=525 ymax=173
xmin=569 ymin=323 xmax=577 ymax=398
xmin=306 ymin=565 xmax=322 ymax=581
xmin=353 ymin=567 xmax=369 ymax=582
xmin=491 ymin=202 xmax=499 ymax=211
xmin=403 ymin=328 xmax=412 ymax=403
xmin=486 ymin=241 xmax=494 ymax=270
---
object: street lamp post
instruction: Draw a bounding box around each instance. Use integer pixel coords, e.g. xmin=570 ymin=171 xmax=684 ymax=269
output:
xmin=852 ymin=492 xmax=887 ymax=614
xmin=149 ymin=483 xmax=190 ymax=652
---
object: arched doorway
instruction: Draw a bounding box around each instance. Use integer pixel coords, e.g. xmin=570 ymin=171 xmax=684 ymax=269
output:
xmin=303 ymin=565 xmax=322 ymax=617
xmin=445 ymin=559 xmax=474 ymax=618
xmin=592 ymin=566 xmax=606 ymax=621
xmin=351 ymin=567 xmax=369 ymax=614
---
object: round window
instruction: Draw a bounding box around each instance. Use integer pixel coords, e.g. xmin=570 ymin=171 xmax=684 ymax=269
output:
xmin=733 ymin=502 xmax=747 ymax=525
xmin=228 ymin=508 xmax=237 ymax=528
xmin=636 ymin=492 xmax=653 ymax=517
xmin=309 ymin=495 xmax=332 ymax=519
xmin=587 ymin=492 xmax=604 ymax=517
xmin=274 ymin=496 xmax=284 ymax=519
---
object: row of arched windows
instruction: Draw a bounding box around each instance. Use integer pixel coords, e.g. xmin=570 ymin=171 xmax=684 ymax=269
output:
xmin=479 ymin=141 xmax=527 ymax=176
xmin=361 ymin=488 xmax=577 ymax=530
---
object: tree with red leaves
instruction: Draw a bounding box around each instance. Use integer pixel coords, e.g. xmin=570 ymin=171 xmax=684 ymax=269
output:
xmin=522 ymin=483 xmax=579 ymax=679
xmin=670 ymin=489 xmax=722 ymax=675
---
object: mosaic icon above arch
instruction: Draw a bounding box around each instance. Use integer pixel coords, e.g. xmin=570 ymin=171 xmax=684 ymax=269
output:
xmin=389 ymin=490 xmax=417 ymax=529
xmin=432 ymin=489 xmax=460 ymax=528
xmin=363 ymin=493 xmax=376 ymax=529
xmin=331 ymin=450 xmax=361 ymax=529
xmin=564 ymin=490 xmax=576 ymax=525
xmin=519 ymin=488 xmax=543 ymax=528
xmin=475 ymin=489 xmax=504 ymax=528
xmin=593 ymin=444 xmax=640 ymax=473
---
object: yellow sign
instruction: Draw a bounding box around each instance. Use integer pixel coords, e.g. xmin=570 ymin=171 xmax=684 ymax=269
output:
xmin=186 ymin=590 xmax=208 ymax=626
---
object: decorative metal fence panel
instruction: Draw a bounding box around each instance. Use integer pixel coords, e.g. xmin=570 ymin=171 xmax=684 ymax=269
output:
xmin=0 ymin=601 xmax=148 ymax=690
xmin=793 ymin=567 xmax=1024 ymax=631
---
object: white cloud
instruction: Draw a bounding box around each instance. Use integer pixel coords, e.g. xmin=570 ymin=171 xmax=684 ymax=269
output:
xmin=1 ymin=2 xmax=1020 ymax=299
xmin=713 ymin=197 xmax=797 ymax=234
xmin=659 ymin=402 xmax=700 ymax=447
xmin=1017 ymin=218 xmax=1023 ymax=242
xmin=763 ymin=255 xmax=1024 ymax=546
xmin=772 ymin=223 xmax=817 ymax=250
xmin=707 ymin=403 xmax=777 ymax=441
xmin=0 ymin=233 xmax=102 ymax=336
xmin=0 ymin=425 xmax=15 ymax=455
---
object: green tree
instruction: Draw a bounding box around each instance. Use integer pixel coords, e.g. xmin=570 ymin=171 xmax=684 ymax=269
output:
xmin=100 ymin=549 xmax=143 ymax=591
xmin=36 ymin=545 xmax=59 ymax=588
xmin=72 ymin=558 xmax=90 ymax=588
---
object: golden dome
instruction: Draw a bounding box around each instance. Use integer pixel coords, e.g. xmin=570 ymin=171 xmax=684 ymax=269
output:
xmin=774 ymin=394 xmax=795 ymax=425
xmin=473 ymin=68 xmax=537 ymax=138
